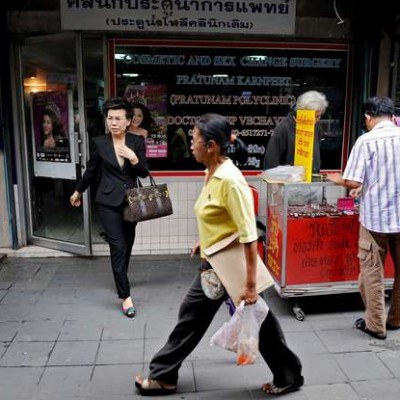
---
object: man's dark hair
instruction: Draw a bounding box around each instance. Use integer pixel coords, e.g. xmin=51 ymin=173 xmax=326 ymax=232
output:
xmin=363 ymin=96 xmax=394 ymax=117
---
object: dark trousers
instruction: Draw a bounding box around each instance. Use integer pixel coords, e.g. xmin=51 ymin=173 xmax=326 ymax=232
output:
xmin=97 ymin=203 xmax=137 ymax=299
xmin=149 ymin=271 xmax=303 ymax=387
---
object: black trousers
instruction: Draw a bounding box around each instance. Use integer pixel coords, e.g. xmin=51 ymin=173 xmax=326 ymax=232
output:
xmin=149 ymin=271 xmax=303 ymax=387
xmin=97 ymin=203 xmax=137 ymax=299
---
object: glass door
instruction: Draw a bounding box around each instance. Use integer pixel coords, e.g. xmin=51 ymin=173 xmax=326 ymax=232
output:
xmin=19 ymin=33 xmax=91 ymax=255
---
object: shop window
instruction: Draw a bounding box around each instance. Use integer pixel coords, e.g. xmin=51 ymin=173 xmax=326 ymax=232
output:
xmin=110 ymin=39 xmax=352 ymax=173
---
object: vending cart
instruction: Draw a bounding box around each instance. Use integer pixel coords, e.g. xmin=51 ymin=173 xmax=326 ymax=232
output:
xmin=264 ymin=180 xmax=395 ymax=320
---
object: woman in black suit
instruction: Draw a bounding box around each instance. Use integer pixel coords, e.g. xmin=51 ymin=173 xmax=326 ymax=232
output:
xmin=70 ymin=97 xmax=149 ymax=318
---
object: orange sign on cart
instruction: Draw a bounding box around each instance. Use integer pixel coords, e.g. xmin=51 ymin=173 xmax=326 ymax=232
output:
xmin=266 ymin=208 xmax=283 ymax=282
xmin=294 ymin=110 xmax=316 ymax=183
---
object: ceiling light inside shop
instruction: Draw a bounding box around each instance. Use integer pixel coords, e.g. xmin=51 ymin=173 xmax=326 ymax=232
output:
xmin=115 ymin=53 xmax=133 ymax=61
xmin=23 ymin=76 xmax=47 ymax=93
xmin=122 ymin=73 xmax=139 ymax=77
xmin=213 ymin=74 xmax=228 ymax=78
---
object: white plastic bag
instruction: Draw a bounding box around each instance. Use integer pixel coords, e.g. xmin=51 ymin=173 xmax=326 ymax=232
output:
xmin=210 ymin=296 xmax=269 ymax=365
xmin=260 ymin=165 xmax=305 ymax=183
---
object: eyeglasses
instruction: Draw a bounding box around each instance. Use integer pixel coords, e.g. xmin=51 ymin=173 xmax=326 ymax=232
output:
xmin=106 ymin=116 xmax=127 ymax=123
xmin=190 ymin=139 xmax=206 ymax=146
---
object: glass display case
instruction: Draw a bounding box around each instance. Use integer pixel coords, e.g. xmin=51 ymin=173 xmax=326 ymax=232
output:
xmin=264 ymin=181 xmax=394 ymax=320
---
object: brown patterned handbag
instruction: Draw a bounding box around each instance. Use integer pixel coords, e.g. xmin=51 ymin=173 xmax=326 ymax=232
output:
xmin=123 ymin=174 xmax=173 ymax=222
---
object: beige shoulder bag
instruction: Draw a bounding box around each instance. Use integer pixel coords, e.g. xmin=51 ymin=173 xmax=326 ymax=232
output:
xmin=203 ymin=233 xmax=274 ymax=306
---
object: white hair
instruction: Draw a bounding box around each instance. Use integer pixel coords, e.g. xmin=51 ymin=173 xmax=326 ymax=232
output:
xmin=296 ymin=91 xmax=328 ymax=113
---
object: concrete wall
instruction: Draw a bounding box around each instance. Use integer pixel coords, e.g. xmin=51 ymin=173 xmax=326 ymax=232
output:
xmin=91 ymin=175 xmax=267 ymax=256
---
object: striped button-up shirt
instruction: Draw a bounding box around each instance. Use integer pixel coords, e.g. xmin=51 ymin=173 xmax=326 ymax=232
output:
xmin=343 ymin=120 xmax=400 ymax=233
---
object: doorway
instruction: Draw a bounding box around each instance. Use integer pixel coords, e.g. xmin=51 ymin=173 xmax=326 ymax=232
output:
xmin=18 ymin=33 xmax=102 ymax=255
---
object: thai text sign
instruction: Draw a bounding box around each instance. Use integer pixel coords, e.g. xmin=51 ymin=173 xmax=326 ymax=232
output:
xmin=60 ymin=0 xmax=296 ymax=35
xmin=294 ymin=109 xmax=316 ymax=182
xmin=285 ymin=216 xmax=395 ymax=285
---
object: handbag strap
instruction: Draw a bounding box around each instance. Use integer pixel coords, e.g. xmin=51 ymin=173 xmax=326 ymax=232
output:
xmin=135 ymin=173 xmax=156 ymax=188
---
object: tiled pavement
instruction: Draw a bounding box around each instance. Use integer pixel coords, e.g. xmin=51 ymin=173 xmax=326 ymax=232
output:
xmin=0 ymin=255 xmax=400 ymax=400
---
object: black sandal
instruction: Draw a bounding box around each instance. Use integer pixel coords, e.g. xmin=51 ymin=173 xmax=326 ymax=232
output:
xmin=354 ymin=318 xmax=386 ymax=340
xmin=262 ymin=376 xmax=304 ymax=396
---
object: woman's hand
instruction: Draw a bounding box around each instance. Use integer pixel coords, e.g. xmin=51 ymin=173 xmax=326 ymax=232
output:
xmin=242 ymin=241 xmax=258 ymax=305
xmin=70 ymin=191 xmax=81 ymax=207
xmin=240 ymin=285 xmax=258 ymax=305
xmin=117 ymin=145 xmax=139 ymax=165
xmin=190 ymin=240 xmax=201 ymax=258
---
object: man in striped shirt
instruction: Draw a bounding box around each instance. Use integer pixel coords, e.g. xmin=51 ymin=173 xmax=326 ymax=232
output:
xmin=328 ymin=96 xmax=400 ymax=340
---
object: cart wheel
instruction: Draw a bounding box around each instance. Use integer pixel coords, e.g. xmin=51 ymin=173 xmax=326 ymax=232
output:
xmin=293 ymin=305 xmax=305 ymax=321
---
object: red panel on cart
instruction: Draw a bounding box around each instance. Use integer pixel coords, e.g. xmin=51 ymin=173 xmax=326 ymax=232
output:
xmin=285 ymin=216 xmax=395 ymax=285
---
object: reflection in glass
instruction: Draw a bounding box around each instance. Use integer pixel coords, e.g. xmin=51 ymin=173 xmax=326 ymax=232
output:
xmin=21 ymin=35 xmax=84 ymax=245
xmin=31 ymin=177 xmax=84 ymax=243
xmin=82 ymin=36 xmax=105 ymax=244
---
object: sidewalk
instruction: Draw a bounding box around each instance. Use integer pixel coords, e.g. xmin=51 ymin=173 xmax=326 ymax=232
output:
xmin=0 ymin=255 xmax=399 ymax=400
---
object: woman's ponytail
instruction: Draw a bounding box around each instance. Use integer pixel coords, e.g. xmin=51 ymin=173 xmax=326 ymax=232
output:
xmin=231 ymin=135 xmax=248 ymax=165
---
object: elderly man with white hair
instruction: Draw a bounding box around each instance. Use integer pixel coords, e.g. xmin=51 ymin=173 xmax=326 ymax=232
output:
xmin=263 ymin=90 xmax=328 ymax=172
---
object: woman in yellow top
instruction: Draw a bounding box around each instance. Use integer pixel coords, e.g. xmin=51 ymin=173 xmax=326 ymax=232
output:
xmin=135 ymin=114 xmax=303 ymax=396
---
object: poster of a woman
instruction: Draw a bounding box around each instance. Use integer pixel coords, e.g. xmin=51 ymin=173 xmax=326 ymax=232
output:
xmin=32 ymin=90 xmax=70 ymax=163
xmin=124 ymin=84 xmax=168 ymax=158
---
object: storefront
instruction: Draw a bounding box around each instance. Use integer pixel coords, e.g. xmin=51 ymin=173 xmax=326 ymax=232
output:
xmin=1 ymin=1 xmax=396 ymax=255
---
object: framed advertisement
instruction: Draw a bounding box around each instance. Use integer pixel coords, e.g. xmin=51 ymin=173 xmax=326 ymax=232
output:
xmin=124 ymin=84 xmax=168 ymax=159
xmin=31 ymin=90 xmax=77 ymax=179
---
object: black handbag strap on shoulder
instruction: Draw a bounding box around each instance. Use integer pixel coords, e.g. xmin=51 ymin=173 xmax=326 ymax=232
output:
xmin=136 ymin=174 xmax=157 ymax=188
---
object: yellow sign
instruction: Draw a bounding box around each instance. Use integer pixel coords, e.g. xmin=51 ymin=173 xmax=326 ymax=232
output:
xmin=294 ymin=109 xmax=316 ymax=182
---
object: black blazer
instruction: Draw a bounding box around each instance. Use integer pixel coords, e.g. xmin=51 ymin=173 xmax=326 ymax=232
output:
xmin=75 ymin=133 xmax=149 ymax=207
